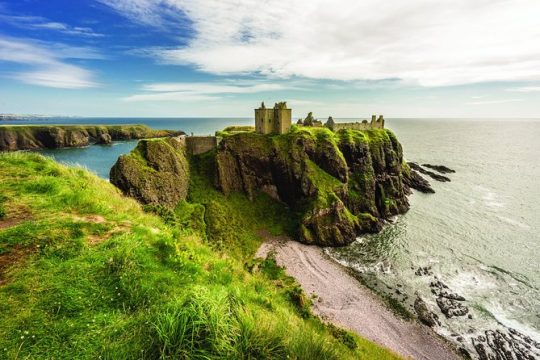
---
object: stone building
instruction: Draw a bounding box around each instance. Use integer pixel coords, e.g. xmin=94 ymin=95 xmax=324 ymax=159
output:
xmin=255 ymin=102 xmax=292 ymax=134
xmin=324 ymin=115 xmax=385 ymax=131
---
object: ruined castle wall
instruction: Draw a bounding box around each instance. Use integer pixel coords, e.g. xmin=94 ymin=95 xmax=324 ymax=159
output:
xmin=328 ymin=118 xmax=384 ymax=131
xmin=255 ymin=109 xmax=275 ymax=134
xmin=275 ymin=108 xmax=292 ymax=134
xmin=371 ymin=119 xmax=384 ymax=129
xmin=331 ymin=122 xmax=372 ymax=131
xmin=186 ymin=136 xmax=220 ymax=155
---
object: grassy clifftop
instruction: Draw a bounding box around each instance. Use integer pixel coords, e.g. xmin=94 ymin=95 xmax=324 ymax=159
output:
xmin=0 ymin=152 xmax=400 ymax=359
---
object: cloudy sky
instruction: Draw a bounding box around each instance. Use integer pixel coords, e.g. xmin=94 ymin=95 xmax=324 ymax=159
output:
xmin=0 ymin=0 xmax=539 ymax=118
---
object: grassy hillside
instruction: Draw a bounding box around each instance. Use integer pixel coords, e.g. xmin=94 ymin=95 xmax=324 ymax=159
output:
xmin=0 ymin=152 xmax=401 ymax=359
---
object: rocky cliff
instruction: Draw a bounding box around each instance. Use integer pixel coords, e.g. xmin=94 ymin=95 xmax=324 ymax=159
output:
xmin=109 ymin=127 xmax=428 ymax=246
xmin=0 ymin=125 xmax=183 ymax=151
xmin=110 ymin=137 xmax=190 ymax=208
xmin=215 ymin=127 xmax=414 ymax=246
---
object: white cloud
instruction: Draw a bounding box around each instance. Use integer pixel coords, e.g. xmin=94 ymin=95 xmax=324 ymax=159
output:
xmin=123 ymin=81 xmax=290 ymax=101
xmin=123 ymin=92 xmax=217 ymax=102
xmin=468 ymin=98 xmax=523 ymax=106
xmin=0 ymin=37 xmax=99 ymax=89
xmin=142 ymin=82 xmax=287 ymax=93
xmin=0 ymin=13 xmax=103 ymax=37
xmin=507 ymin=86 xmax=540 ymax=93
xmin=101 ymin=0 xmax=540 ymax=86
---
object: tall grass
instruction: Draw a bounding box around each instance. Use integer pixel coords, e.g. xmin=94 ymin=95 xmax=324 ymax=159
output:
xmin=0 ymin=152 xmax=401 ymax=360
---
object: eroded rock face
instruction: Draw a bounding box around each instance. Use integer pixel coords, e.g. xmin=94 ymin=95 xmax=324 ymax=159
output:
xmin=110 ymin=137 xmax=190 ymax=208
xmin=97 ymin=133 xmax=112 ymax=145
xmin=215 ymin=128 xmax=413 ymax=246
xmin=414 ymin=297 xmax=440 ymax=327
xmin=0 ymin=125 xmax=183 ymax=151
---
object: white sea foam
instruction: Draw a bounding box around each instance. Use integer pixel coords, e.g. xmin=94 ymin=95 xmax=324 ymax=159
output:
xmin=487 ymin=303 xmax=540 ymax=343
xmin=496 ymin=215 xmax=530 ymax=229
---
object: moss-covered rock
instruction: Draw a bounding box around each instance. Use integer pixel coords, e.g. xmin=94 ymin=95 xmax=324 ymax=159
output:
xmin=110 ymin=137 xmax=190 ymax=208
xmin=214 ymin=127 xmax=410 ymax=246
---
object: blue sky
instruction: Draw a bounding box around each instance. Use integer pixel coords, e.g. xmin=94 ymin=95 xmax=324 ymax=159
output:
xmin=0 ymin=0 xmax=539 ymax=118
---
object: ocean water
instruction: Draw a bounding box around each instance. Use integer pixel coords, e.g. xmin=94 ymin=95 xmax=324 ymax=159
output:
xmin=1 ymin=117 xmax=252 ymax=178
xmin=326 ymin=119 xmax=540 ymax=349
xmin=3 ymin=117 xmax=539 ymax=349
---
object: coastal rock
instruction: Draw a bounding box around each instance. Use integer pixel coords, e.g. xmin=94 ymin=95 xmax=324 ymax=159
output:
xmin=415 ymin=266 xmax=434 ymax=276
xmin=408 ymin=162 xmax=451 ymax=182
xmin=0 ymin=125 xmax=183 ymax=151
xmin=97 ymin=133 xmax=112 ymax=145
xmin=471 ymin=328 xmax=540 ymax=360
xmin=110 ymin=137 xmax=190 ymax=208
xmin=414 ymin=297 xmax=440 ymax=327
xmin=430 ymin=279 xmax=469 ymax=318
xmin=403 ymin=168 xmax=435 ymax=193
xmin=422 ymin=164 xmax=456 ymax=174
xmin=215 ymin=128 xmax=410 ymax=246
xmin=436 ymin=297 xmax=469 ymax=318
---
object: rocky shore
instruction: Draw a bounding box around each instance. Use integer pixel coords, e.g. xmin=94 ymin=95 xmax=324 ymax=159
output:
xmin=0 ymin=124 xmax=183 ymax=151
xmin=411 ymin=266 xmax=540 ymax=359
xmin=256 ymin=235 xmax=461 ymax=360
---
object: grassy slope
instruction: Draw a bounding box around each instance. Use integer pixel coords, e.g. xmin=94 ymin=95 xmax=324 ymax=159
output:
xmin=0 ymin=152 xmax=401 ymax=359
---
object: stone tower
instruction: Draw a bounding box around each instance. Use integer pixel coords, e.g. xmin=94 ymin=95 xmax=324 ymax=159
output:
xmin=255 ymin=101 xmax=292 ymax=135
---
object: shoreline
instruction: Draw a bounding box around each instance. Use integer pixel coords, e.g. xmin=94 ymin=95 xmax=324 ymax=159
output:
xmin=256 ymin=233 xmax=460 ymax=360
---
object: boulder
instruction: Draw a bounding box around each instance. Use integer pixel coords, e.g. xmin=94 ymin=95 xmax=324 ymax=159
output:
xmin=110 ymin=137 xmax=190 ymax=208
xmin=414 ymin=297 xmax=440 ymax=327
xmin=97 ymin=133 xmax=112 ymax=145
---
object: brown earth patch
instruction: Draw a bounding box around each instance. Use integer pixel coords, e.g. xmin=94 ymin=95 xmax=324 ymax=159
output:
xmin=0 ymin=245 xmax=34 ymax=286
xmin=0 ymin=204 xmax=32 ymax=230
xmin=72 ymin=214 xmax=106 ymax=224
xmin=86 ymin=222 xmax=132 ymax=246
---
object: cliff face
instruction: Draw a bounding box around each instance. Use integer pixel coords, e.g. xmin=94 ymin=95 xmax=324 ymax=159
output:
xmin=109 ymin=127 xmax=422 ymax=247
xmin=0 ymin=125 xmax=183 ymax=151
xmin=110 ymin=137 xmax=190 ymax=208
xmin=216 ymin=128 xmax=411 ymax=246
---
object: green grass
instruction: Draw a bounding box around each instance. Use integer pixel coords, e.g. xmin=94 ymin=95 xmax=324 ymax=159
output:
xmin=0 ymin=152 xmax=401 ymax=359
xmin=215 ymin=125 xmax=255 ymax=137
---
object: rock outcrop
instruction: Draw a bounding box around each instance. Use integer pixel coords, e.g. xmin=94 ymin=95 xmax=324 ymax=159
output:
xmin=109 ymin=127 xmax=431 ymax=246
xmin=215 ymin=128 xmax=416 ymax=246
xmin=110 ymin=137 xmax=190 ymax=208
xmin=409 ymin=162 xmax=451 ymax=182
xmin=0 ymin=125 xmax=183 ymax=151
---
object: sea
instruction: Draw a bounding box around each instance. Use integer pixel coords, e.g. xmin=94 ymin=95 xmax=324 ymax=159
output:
xmin=3 ymin=117 xmax=539 ymax=350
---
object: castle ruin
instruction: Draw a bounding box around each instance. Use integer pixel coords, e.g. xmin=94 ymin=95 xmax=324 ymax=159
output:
xmin=324 ymin=115 xmax=385 ymax=131
xmin=255 ymin=102 xmax=292 ymax=135
xmin=255 ymin=101 xmax=385 ymax=134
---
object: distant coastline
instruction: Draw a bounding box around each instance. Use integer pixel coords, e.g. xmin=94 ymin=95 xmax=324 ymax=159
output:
xmin=0 ymin=114 xmax=80 ymax=121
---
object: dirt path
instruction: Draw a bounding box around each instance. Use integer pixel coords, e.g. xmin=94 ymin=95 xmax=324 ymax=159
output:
xmin=256 ymin=234 xmax=460 ymax=360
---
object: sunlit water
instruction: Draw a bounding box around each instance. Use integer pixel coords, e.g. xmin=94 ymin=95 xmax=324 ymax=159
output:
xmin=3 ymin=117 xmax=539 ymax=346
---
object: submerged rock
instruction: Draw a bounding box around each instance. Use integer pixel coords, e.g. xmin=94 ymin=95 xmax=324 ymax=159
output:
xmin=408 ymin=162 xmax=451 ymax=182
xmin=403 ymin=169 xmax=435 ymax=193
xmin=110 ymin=137 xmax=190 ymax=208
xmin=422 ymin=164 xmax=456 ymax=174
